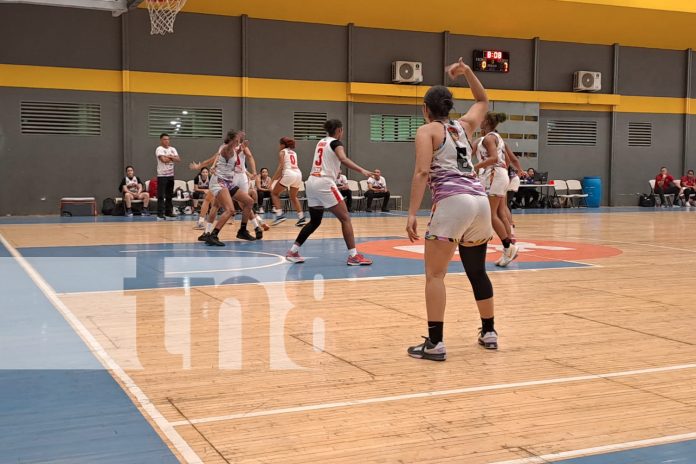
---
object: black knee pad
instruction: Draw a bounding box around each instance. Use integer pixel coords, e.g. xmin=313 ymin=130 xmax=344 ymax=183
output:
xmin=459 ymin=243 xmax=494 ymax=301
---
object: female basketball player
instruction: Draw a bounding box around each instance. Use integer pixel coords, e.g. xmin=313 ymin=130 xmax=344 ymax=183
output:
xmin=285 ymin=119 xmax=374 ymax=266
xmin=231 ymin=133 xmax=265 ymax=240
xmin=190 ymin=130 xmax=259 ymax=245
xmin=473 ymin=112 xmax=519 ymax=267
xmin=270 ymin=137 xmax=307 ymax=227
xmin=405 ymin=58 xmax=497 ymax=361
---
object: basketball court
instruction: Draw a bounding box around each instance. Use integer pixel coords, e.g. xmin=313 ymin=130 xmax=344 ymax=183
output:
xmin=3 ymin=207 xmax=696 ymax=463
xmin=3 ymin=0 xmax=696 ymax=462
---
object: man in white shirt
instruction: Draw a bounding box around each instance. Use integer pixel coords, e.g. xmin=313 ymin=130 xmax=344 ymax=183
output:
xmin=365 ymin=168 xmax=390 ymax=212
xmin=336 ymin=173 xmax=353 ymax=212
xmin=155 ymin=133 xmax=181 ymax=219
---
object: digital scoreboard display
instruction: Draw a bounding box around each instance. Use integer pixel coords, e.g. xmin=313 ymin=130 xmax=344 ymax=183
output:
xmin=473 ymin=50 xmax=510 ymax=73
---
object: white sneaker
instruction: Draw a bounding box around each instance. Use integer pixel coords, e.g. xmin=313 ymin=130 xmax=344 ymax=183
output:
xmin=497 ymin=244 xmax=519 ymax=267
xmin=478 ymin=330 xmax=498 ymax=350
xmin=258 ymin=207 xmax=265 ymax=214
xmin=407 ymin=337 xmax=447 ymax=361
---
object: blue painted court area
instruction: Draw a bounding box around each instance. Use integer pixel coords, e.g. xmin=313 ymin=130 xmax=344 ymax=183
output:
xmin=556 ymin=439 xmax=696 ymax=463
xmin=17 ymin=237 xmax=587 ymax=293
xmin=0 ymin=205 xmax=693 ymax=225
xmin=0 ymin=242 xmax=177 ymax=463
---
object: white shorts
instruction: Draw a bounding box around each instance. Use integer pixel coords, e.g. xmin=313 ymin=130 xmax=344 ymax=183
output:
xmin=508 ymin=176 xmax=520 ymax=192
xmin=305 ymin=175 xmax=343 ymax=209
xmin=481 ymin=167 xmax=510 ymax=197
xmin=280 ymin=170 xmax=303 ymax=189
xmin=425 ymin=194 xmax=493 ymax=246
xmin=209 ymin=175 xmax=238 ymax=198
xmin=233 ymin=172 xmax=249 ymax=194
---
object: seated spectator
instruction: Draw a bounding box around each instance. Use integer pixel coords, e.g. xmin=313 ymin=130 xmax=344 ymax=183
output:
xmin=119 ymin=166 xmax=150 ymax=217
xmin=515 ymin=168 xmax=540 ymax=208
xmin=681 ymin=169 xmax=696 ymax=206
xmin=654 ymin=166 xmax=680 ymax=206
xmin=256 ymin=168 xmax=272 ymax=213
xmin=192 ymin=167 xmax=210 ymax=210
xmin=365 ymin=168 xmax=390 ymax=212
xmin=336 ymin=173 xmax=353 ymax=212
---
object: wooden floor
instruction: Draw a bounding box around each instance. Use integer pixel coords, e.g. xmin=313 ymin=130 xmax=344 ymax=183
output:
xmin=2 ymin=209 xmax=696 ymax=463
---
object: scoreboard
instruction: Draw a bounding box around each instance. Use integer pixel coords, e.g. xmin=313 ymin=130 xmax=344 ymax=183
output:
xmin=473 ymin=50 xmax=510 ymax=73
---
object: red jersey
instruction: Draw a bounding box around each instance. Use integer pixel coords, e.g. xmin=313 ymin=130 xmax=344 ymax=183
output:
xmin=681 ymin=175 xmax=696 ymax=188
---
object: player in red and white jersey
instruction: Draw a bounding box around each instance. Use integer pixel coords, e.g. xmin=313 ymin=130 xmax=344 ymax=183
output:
xmin=270 ymin=137 xmax=307 ymax=227
xmin=232 ymin=133 xmax=267 ymax=240
xmin=285 ymin=119 xmax=374 ymax=266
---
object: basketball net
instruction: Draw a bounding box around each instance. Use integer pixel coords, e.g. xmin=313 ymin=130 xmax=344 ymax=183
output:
xmin=146 ymin=0 xmax=187 ymax=35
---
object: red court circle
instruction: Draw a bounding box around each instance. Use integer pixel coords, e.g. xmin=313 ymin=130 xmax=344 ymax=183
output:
xmin=358 ymin=238 xmax=622 ymax=263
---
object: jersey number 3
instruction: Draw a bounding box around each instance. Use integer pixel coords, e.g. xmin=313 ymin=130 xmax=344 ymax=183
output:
xmin=315 ymin=148 xmax=324 ymax=167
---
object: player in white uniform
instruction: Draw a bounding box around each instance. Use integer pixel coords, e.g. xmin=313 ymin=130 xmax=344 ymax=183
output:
xmin=190 ymin=130 xmax=261 ymax=245
xmin=232 ymin=134 xmax=267 ymax=240
xmin=405 ymin=58 xmax=498 ymax=361
xmin=473 ymin=112 xmax=519 ymax=267
xmin=270 ymin=137 xmax=307 ymax=227
xmin=285 ymin=119 xmax=374 ymax=266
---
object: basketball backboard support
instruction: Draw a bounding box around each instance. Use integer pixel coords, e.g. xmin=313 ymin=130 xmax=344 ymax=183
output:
xmin=0 ymin=0 xmax=142 ymax=16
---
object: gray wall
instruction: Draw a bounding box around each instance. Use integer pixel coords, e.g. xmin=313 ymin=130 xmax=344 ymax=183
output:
xmin=352 ymin=27 xmax=443 ymax=86
xmin=538 ymin=110 xmax=612 ymax=205
xmin=352 ymin=102 xmax=424 ymax=206
xmin=538 ymin=41 xmax=614 ymax=94
xmin=127 ymin=10 xmax=241 ymax=76
xmin=128 ymin=94 xmax=242 ymax=183
xmin=0 ymin=4 xmax=121 ymax=70
xmin=248 ymin=19 xmax=347 ymax=82
xmin=618 ymin=47 xmax=687 ymax=97
xmin=2 ymin=4 xmax=696 ymax=213
xmin=0 ymin=88 xmax=123 ymax=215
xmin=245 ymin=99 xmax=347 ymax=176
xmin=612 ymin=113 xmax=685 ymax=205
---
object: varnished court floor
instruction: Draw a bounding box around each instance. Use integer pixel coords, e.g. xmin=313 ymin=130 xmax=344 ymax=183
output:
xmin=2 ymin=208 xmax=696 ymax=463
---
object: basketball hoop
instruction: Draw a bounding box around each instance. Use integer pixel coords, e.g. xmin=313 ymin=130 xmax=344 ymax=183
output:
xmin=146 ymin=0 xmax=187 ymax=35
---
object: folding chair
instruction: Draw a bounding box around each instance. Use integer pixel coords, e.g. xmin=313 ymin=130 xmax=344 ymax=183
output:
xmin=565 ymin=179 xmax=589 ymax=207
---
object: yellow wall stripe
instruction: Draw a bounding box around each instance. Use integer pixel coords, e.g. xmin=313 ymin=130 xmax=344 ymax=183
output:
xmin=3 ymin=64 xmax=696 ymax=115
xmin=0 ymin=64 xmax=123 ymax=93
xmin=173 ymin=0 xmax=696 ymax=51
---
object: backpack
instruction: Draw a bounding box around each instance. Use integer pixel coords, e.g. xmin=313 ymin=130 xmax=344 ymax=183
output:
xmin=101 ymin=198 xmax=116 ymax=215
xmin=639 ymin=193 xmax=656 ymax=207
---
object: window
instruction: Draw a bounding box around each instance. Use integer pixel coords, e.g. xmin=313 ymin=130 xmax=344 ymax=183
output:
xmin=21 ymin=101 xmax=101 ymax=135
xmin=148 ymin=106 xmax=222 ymax=138
xmin=370 ymin=114 xmax=424 ymax=142
xmin=628 ymin=122 xmax=652 ymax=147
xmin=294 ymin=112 xmax=328 ymax=140
xmin=547 ymin=120 xmax=597 ymax=146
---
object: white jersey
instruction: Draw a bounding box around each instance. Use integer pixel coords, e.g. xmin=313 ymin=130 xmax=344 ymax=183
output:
xmin=213 ymin=144 xmax=238 ymax=181
xmin=234 ymin=144 xmax=246 ymax=174
xmin=310 ymin=137 xmax=341 ymax=179
xmin=476 ymin=132 xmax=507 ymax=169
xmin=282 ymin=148 xmax=300 ymax=172
xmin=124 ymin=176 xmax=139 ymax=193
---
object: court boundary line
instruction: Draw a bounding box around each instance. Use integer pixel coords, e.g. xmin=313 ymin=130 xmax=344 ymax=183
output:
xmin=54 ymin=264 xmax=597 ymax=297
xmin=490 ymin=431 xmax=696 ymax=464
xmin=0 ymin=233 xmax=203 ymax=464
xmin=168 ymin=362 xmax=696 ymax=427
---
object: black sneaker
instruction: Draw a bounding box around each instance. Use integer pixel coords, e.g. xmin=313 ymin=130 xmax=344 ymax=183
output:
xmin=478 ymin=329 xmax=498 ymax=350
xmin=157 ymin=215 xmax=166 ymax=221
xmin=407 ymin=336 xmax=447 ymax=361
xmin=295 ymin=217 xmax=308 ymax=227
xmin=198 ymin=232 xmax=210 ymax=242
xmin=205 ymin=234 xmax=225 ymax=246
xmin=236 ymin=229 xmax=256 ymax=241
xmin=365 ymin=209 xmax=373 ymax=213
xmin=254 ymin=226 xmax=263 ymax=240
xmin=165 ymin=213 xmax=177 ymax=218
